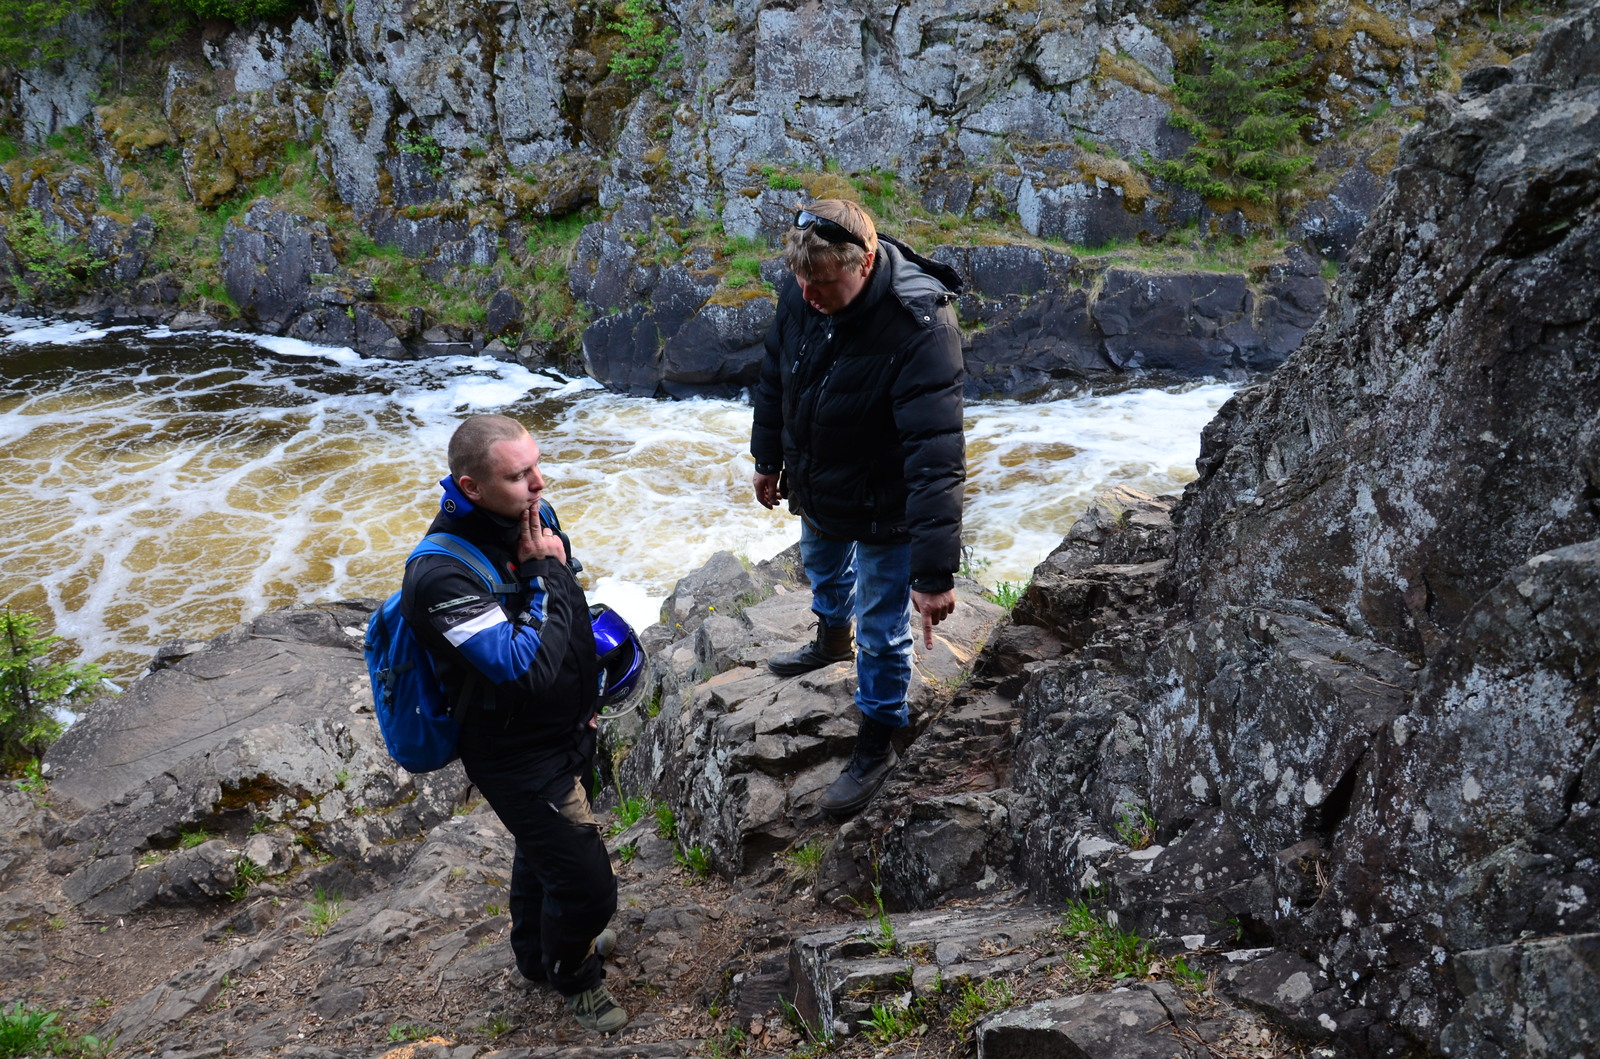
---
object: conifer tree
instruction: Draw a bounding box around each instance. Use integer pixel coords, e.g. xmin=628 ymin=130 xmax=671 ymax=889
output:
xmin=1152 ymin=0 xmax=1315 ymax=210
xmin=0 ymin=608 xmax=105 ymax=772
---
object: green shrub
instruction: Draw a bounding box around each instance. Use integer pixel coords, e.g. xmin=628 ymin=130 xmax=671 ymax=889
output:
xmin=2 ymin=208 xmax=100 ymax=301
xmin=0 ymin=608 xmax=106 ymax=774
xmin=0 ymin=1001 xmax=111 ymax=1058
xmin=1148 ymin=0 xmax=1314 ymax=209
xmin=607 ymin=0 xmax=679 ymax=85
xmin=178 ymin=0 xmax=306 ymax=20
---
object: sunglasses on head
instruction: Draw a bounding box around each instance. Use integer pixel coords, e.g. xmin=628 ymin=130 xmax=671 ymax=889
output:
xmin=793 ymin=209 xmax=868 ymax=251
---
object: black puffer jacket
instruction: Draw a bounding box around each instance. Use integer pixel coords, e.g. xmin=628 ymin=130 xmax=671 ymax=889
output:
xmin=750 ymin=235 xmax=965 ymax=592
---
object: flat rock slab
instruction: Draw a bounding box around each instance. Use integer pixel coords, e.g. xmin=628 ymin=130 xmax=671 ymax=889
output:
xmin=45 ymin=601 xmax=376 ymax=811
xmin=977 ymin=983 xmax=1205 ymax=1059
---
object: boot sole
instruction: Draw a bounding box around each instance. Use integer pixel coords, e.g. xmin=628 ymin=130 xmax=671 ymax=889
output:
xmin=767 ymin=656 xmax=854 ymax=677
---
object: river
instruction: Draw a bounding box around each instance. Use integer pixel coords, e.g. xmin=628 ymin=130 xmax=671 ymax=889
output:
xmin=0 ymin=314 xmax=1233 ymax=682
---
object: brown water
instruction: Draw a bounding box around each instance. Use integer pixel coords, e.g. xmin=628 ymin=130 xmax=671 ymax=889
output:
xmin=0 ymin=316 xmax=1233 ymax=681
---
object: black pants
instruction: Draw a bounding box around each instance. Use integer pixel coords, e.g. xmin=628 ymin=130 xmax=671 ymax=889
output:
xmin=460 ymin=753 xmax=617 ymax=995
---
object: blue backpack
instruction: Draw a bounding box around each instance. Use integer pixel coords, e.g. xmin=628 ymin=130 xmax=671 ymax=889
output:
xmin=364 ymin=533 xmax=517 ymax=773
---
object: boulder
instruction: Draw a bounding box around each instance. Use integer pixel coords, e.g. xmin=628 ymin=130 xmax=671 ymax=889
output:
xmin=220 ymin=201 xmax=341 ymax=333
xmin=614 ymin=549 xmax=1005 ymax=875
xmin=998 ymin=4 xmax=1600 ymax=1051
xmin=976 ymin=984 xmax=1206 ymax=1059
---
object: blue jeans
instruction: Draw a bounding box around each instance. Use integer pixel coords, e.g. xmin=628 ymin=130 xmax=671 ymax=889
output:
xmin=800 ymin=520 xmax=914 ymax=729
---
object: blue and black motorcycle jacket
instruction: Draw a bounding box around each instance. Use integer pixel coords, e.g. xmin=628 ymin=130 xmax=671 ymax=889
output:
xmin=399 ymin=502 xmax=598 ymax=770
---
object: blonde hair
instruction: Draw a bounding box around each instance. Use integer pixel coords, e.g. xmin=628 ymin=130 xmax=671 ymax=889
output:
xmin=783 ymin=199 xmax=878 ymax=278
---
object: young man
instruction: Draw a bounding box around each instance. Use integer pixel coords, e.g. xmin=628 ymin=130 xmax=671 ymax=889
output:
xmin=750 ymin=199 xmax=966 ymax=817
xmin=400 ymin=413 xmax=626 ymax=1034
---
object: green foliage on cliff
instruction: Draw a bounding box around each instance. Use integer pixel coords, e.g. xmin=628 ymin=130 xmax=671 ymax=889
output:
xmin=0 ymin=0 xmax=304 ymax=72
xmin=177 ymin=0 xmax=306 ymax=19
xmin=2 ymin=207 xmax=98 ymax=301
xmin=607 ymin=0 xmax=679 ymax=86
xmin=0 ymin=608 xmax=106 ymax=774
xmin=0 ymin=0 xmax=94 ymax=68
xmin=1149 ymin=0 xmax=1314 ymax=209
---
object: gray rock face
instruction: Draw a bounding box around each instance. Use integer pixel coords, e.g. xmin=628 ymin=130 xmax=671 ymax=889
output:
xmin=220 ymin=199 xmax=340 ymax=333
xmin=571 ymin=234 xmax=1329 ymax=398
xmin=45 ymin=601 xmax=375 ymax=812
xmin=977 ymin=984 xmax=1206 ymax=1059
xmin=997 ymin=4 xmax=1600 ymax=1053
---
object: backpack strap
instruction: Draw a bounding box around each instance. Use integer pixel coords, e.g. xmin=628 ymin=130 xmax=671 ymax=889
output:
xmin=409 ymin=533 xmax=520 ymax=600
xmin=538 ymin=499 xmax=584 ymax=575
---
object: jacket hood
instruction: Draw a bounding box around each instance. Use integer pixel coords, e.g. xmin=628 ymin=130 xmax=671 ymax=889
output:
xmin=879 ymin=233 xmax=965 ymax=304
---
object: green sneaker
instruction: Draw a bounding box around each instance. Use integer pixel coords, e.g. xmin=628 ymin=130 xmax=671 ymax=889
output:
xmin=567 ymin=982 xmax=628 ymax=1034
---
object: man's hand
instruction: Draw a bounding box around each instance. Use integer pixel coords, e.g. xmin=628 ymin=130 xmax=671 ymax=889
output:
xmin=517 ymin=503 xmax=567 ymax=563
xmin=911 ymin=589 xmax=956 ymax=649
xmin=753 ymin=471 xmax=784 ymax=510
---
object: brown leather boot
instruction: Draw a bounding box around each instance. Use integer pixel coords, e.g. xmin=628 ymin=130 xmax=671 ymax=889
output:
xmin=768 ymin=621 xmax=854 ymax=677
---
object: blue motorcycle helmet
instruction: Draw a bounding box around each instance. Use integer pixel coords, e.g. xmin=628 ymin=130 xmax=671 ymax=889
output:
xmin=590 ymin=604 xmax=645 ymax=707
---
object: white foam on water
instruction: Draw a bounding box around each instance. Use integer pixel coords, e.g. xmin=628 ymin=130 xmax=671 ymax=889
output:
xmin=0 ymin=316 xmax=134 ymax=346
xmin=0 ymin=317 xmax=1234 ymax=678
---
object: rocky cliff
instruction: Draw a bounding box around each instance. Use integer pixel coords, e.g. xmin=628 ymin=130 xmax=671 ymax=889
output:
xmin=0 ymin=1 xmax=1595 ymax=1057
xmin=1 ymin=0 xmax=1556 ymax=395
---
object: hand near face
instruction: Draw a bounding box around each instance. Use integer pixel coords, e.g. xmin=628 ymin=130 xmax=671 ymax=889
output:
xmin=518 ymin=502 xmax=567 ymax=564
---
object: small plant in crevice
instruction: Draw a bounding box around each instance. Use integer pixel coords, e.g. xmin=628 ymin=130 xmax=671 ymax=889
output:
xmin=1057 ymin=899 xmax=1154 ymax=984
xmin=946 ymin=977 xmax=1015 ymax=1038
xmin=229 ymin=856 xmax=265 ymax=901
xmin=1113 ymin=802 xmax=1157 ymax=850
xmin=306 ymin=886 xmax=347 ymax=937
xmin=653 ymin=801 xmax=677 ymax=841
xmin=862 ymin=996 xmax=922 ymax=1046
xmin=853 ymin=880 xmax=896 ymax=954
xmin=675 ymin=843 xmax=712 ymax=879
xmin=606 ymin=793 xmax=653 ymax=836
xmin=780 ymin=837 xmax=827 ymax=886
xmin=778 ymin=996 xmax=834 ymax=1049
xmin=985 ymin=579 xmax=1025 ymax=611
xmin=1168 ymin=953 xmax=1209 ymax=991
xmin=385 ymin=1022 xmax=434 ymax=1043
xmin=395 ymin=129 xmax=445 ymax=179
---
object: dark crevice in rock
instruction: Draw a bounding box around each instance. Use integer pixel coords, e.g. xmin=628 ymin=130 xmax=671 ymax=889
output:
xmin=1304 ymin=751 xmax=1364 ymax=838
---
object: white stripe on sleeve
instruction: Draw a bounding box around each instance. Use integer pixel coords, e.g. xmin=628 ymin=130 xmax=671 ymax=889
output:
xmin=443 ymin=607 xmax=508 ymax=648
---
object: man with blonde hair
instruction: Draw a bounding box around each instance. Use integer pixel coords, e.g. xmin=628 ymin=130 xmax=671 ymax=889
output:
xmin=750 ymin=198 xmax=966 ymax=817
